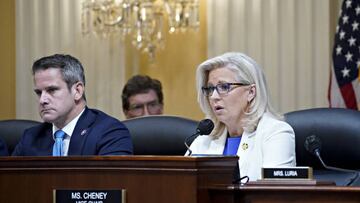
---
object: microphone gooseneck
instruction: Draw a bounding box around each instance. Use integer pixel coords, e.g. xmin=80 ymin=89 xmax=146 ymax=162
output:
xmin=304 ymin=134 xmax=359 ymax=186
xmin=185 ymin=119 xmax=214 ymax=156
xmin=304 ymin=135 xmax=326 ymax=167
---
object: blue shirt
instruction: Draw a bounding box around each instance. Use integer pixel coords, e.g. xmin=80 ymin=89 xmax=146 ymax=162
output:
xmin=223 ymin=136 xmax=241 ymax=156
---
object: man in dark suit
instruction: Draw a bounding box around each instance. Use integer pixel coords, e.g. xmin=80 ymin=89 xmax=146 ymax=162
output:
xmin=12 ymin=54 xmax=133 ymax=156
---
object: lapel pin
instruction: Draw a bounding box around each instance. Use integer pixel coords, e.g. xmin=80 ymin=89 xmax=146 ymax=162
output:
xmin=242 ymin=143 xmax=248 ymax=150
xmin=81 ymin=129 xmax=87 ymax=136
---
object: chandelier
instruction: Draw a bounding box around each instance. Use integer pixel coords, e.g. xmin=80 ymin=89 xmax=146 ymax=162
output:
xmin=81 ymin=0 xmax=200 ymax=59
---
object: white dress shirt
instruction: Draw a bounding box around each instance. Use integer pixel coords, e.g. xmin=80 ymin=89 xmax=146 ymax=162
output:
xmin=52 ymin=108 xmax=85 ymax=156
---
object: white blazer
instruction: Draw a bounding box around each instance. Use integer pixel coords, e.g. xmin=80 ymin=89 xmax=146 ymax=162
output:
xmin=188 ymin=113 xmax=296 ymax=181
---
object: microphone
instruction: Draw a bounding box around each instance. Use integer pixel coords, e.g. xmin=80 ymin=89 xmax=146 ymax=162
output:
xmin=185 ymin=119 xmax=214 ymax=156
xmin=304 ymin=134 xmax=359 ymax=186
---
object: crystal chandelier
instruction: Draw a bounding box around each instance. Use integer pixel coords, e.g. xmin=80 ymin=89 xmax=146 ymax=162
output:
xmin=81 ymin=0 xmax=200 ymax=59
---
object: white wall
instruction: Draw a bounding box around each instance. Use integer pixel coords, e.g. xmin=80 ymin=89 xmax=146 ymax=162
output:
xmin=207 ymin=0 xmax=335 ymax=113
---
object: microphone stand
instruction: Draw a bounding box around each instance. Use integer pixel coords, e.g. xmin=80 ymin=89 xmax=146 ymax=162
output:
xmin=184 ymin=119 xmax=214 ymax=156
xmin=314 ymin=149 xmax=359 ymax=186
xmin=184 ymin=131 xmax=200 ymax=156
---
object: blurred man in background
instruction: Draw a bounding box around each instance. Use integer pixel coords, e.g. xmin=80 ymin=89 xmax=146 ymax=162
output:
xmin=122 ymin=75 xmax=163 ymax=119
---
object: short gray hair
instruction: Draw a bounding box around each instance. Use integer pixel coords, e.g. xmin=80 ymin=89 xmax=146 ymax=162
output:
xmin=32 ymin=54 xmax=86 ymax=101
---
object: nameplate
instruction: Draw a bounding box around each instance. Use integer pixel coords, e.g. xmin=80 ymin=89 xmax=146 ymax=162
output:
xmin=262 ymin=167 xmax=313 ymax=180
xmin=53 ymin=189 xmax=125 ymax=203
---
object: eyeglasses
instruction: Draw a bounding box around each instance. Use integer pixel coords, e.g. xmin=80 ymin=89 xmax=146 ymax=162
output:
xmin=201 ymin=82 xmax=250 ymax=97
xmin=128 ymin=100 xmax=162 ymax=116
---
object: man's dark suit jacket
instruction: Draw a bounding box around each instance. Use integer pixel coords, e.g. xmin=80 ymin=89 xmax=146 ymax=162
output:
xmin=12 ymin=107 xmax=133 ymax=156
xmin=0 ymin=137 xmax=9 ymax=156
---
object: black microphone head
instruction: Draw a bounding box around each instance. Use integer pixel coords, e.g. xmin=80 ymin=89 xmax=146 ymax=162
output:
xmin=197 ymin=119 xmax=214 ymax=135
xmin=304 ymin=134 xmax=322 ymax=155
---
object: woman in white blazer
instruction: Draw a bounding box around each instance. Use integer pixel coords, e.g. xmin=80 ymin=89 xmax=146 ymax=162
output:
xmin=187 ymin=52 xmax=296 ymax=182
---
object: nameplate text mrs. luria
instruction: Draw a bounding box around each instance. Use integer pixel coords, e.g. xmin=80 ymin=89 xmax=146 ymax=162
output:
xmin=262 ymin=167 xmax=313 ymax=180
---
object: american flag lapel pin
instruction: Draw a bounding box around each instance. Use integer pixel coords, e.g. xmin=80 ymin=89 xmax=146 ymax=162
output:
xmin=81 ymin=129 xmax=87 ymax=136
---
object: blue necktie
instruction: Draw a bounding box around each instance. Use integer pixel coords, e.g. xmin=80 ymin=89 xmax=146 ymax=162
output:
xmin=53 ymin=130 xmax=65 ymax=156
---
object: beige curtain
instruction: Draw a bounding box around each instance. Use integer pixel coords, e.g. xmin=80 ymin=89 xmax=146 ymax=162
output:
xmin=207 ymin=0 xmax=336 ymax=113
xmin=16 ymin=0 xmax=126 ymax=121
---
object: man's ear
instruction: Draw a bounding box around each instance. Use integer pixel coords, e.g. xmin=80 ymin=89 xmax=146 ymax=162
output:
xmin=247 ymin=84 xmax=256 ymax=102
xmin=73 ymin=82 xmax=85 ymax=101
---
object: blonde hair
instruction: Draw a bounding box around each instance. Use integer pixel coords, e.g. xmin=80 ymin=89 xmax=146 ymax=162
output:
xmin=196 ymin=52 xmax=282 ymax=138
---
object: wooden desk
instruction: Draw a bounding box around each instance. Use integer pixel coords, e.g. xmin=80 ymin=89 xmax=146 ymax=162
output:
xmin=2 ymin=156 xmax=359 ymax=203
xmin=0 ymin=156 xmax=237 ymax=203
xmin=208 ymin=184 xmax=360 ymax=203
